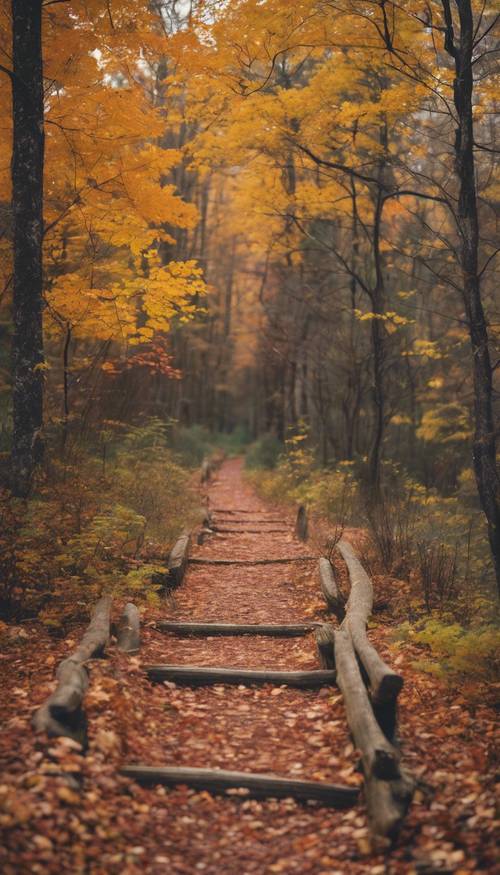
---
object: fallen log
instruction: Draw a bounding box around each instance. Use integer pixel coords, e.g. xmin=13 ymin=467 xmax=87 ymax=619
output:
xmin=121 ymin=765 xmax=358 ymax=808
xmin=333 ymin=630 xmax=400 ymax=780
xmin=116 ymin=603 xmax=140 ymax=653
xmin=167 ymin=531 xmax=191 ymax=588
xmin=212 ymin=527 xmax=289 ymax=534
xmin=145 ymin=665 xmax=336 ymax=688
xmin=319 ymin=557 xmax=346 ymax=621
xmin=213 ymin=518 xmax=287 ymax=524
xmin=33 ymin=595 xmax=112 ymax=746
xmin=334 ymin=629 xmax=414 ymax=839
xmin=189 ymin=556 xmax=317 ymax=566
xmin=337 ymin=540 xmax=402 ymax=704
xmin=315 ymin=623 xmax=336 ymax=669
xmin=155 ymin=622 xmax=320 ymax=637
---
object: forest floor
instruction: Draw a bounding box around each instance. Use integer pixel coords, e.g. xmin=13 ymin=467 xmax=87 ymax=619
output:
xmin=0 ymin=458 xmax=498 ymax=874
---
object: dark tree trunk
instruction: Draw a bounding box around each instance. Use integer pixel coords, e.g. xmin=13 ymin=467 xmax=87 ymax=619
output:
xmin=442 ymin=0 xmax=500 ymax=594
xmin=11 ymin=0 xmax=45 ymax=497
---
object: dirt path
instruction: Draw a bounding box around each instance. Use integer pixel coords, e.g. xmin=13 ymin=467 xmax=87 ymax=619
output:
xmin=1 ymin=458 xmax=498 ymax=875
xmin=124 ymin=457 xmax=360 ymax=830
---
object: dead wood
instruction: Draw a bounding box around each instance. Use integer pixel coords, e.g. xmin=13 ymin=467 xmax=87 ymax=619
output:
xmin=155 ymin=622 xmax=320 ymax=636
xmin=338 ymin=539 xmax=402 ymax=704
xmin=315 ymin=623 xmax=336 ymax=669
xmin=121 ymin=765 xmax=359 ymax=808
xmin=212 ymin=527 xmax=289 ymax=534
xmin=295 ymin=505 xmax=308 ymax=541
xmin=167 ymin=532 xmax=191 ymax=588
xmin=145 ymin=665 xmax=336 ymax=688
xmin=189 ymin=556 xmax=317 ymax=566
xmin=319 ymin=557 xmax=346 ymax=621
xmin=333 ymin=630 xmax=400 ymax=780
xmin=116 ymin=603 xmax=140 ymax=653
xmin=33 ymin=595 xmax=112 ymax=745
xmin=334 ymin=628 xmax=414 ymax=839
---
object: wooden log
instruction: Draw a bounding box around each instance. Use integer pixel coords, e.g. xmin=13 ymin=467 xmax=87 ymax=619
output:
xmin=365 ymin=767 xmax=415 ymax=840
xmin=33 ymin=659 xmax=89 ymax=745
xmin=319 ymin=558 xmax=346 ymax=621
xmin=333 ymin=630 xmax=400 ymax=780
xmin=145 ymin=665 xmax=336 ymax=688
xmin=213 ymin=518 xmax=287 ymax=524
xmin=33 ymin=595 xmax=112 ymax=746
xmin=155 ymin=622 xmax=320 ymax=637
xmin=200 ymin=458 xmax=212 ymax=484
xmin=167 ymin=532 xmax=191 ymax=588
xmin=121 ymin=765 xmax=359 ymax=808
xmin=116 ymin=603 xmax=140 ymax=653
xmin=315 ymin=623 xmax=336 ymax=669
xmin=197 ymin=527 xmax=213 ymax=546
xmin=189 ymin=556 xmax=317 ymax=566
xmin=70 ymin=595 xmax=112 ymax=662
xmin=337 ymin=540 xmax=402 ymax=704
xmin=212 ymin=527 xmax=289 ymax=534
xmin=295 ymin=505 xmax=308 ymax=541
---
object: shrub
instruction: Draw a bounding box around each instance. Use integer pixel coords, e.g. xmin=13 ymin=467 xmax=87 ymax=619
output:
xmin=245 ymin=434 xmax=282 ymax=469
xmin=0 ymin=418 xmax=197 ymax=622
xmin=396 ymin=618 xmax=500 ymax=686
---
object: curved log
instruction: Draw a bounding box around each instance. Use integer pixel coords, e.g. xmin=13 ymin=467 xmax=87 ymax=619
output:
xmin=116 ymin=603 xmax=140 ymax=653
xmin=33 ymin=595 xmax=112 ymax=746
xmin=337 ymin=540 xmax=402 ymax=704
xmin=319 ymin=558 xmax=346 ymax=621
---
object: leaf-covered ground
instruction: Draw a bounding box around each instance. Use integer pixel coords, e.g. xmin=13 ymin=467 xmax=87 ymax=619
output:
xmin=0 ymin=459 xmax=497 ymax=874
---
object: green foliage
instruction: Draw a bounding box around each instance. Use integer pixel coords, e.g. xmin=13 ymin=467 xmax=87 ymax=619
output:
xmin=245 ymin=434 xmax=282 ymax=469
xmin=0 ymin=419 xmax=196 ymax=621
xmin=395 ymin=618 xmax=500 ymax=685
xmin=168 ymin=424 xmax=214 ymax=466
xmin=247 ymin=431 xmax=360 ymax=524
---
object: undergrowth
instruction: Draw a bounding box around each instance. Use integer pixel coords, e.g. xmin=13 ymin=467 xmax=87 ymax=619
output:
xmin=0 ymin=418 xmax=197 ymax=628
xmin=246 ymin=431 xmax=499 ymax=689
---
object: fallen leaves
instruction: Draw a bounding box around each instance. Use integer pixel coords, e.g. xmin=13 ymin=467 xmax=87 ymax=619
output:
xmin=0 ymin=461 xmax=498 ymax=874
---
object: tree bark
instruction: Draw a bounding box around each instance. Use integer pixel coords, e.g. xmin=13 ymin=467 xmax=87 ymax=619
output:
xmin=11 ymin=0 xmax=45 ymax=497
xmin=145 ymin=665 xmax=336 ymax=687
xmin=121 ymin=765 xmax=358 ymax=808
xmin=441 ymin=0 xmax=500 ymax=594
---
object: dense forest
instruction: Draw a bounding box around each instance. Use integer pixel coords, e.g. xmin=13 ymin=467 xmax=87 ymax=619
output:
xmin=0 ymin=3 xmax=499 ymax=872
xmin=1 ymin=0 xmax=498 ymax=612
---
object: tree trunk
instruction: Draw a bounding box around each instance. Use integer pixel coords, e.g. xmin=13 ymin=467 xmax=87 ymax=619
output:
xmin=11 ymin=0 xmax=45 ymax=497
xmin=442 ymin=0 xmax=500 ymax=594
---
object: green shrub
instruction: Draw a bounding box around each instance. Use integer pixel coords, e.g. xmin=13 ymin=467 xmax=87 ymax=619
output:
xmin=395 ymin=618 xmax=500 ymax=685
xmin=245 ymin=434 xmax=282 ymax=469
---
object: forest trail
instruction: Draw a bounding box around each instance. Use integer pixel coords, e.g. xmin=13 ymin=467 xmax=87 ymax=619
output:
xmin=127 ymin=456 xmax=359 ymax=798
xmin=2 ymin=459 xmax=498 ymax=875
xmin=121 ymin=456 xmax=372 ymax=871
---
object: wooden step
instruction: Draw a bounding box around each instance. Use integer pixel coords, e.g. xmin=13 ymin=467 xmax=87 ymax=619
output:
xmin=145 ymin=665 xmax=337 ymax=687
xmin=189 ymin=556 xmax=317 ymax=566
xmin=213 ymin=527 xmax=289 ymax=534
xmin=121 ymin=765 xmax=358 ymax=808
xmin=155 ymin=622 xmax=320 ymax=637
